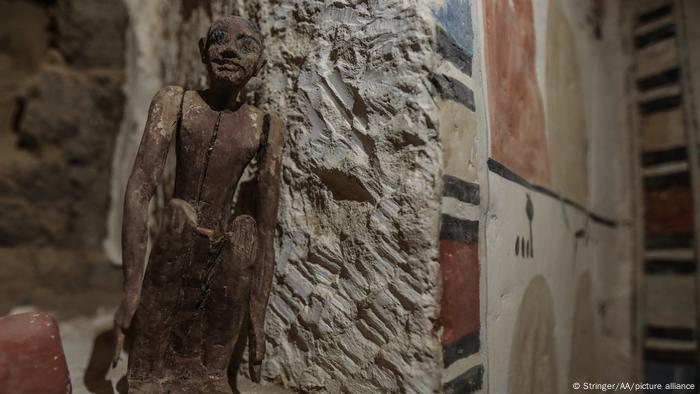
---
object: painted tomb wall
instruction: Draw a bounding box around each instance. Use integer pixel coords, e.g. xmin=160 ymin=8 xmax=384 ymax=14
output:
xmin=478 ymin=0 xmax=636 ymax=392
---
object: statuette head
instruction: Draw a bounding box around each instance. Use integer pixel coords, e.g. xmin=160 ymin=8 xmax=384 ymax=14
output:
xmin=199 ymin=17 xmax=265 ymax=88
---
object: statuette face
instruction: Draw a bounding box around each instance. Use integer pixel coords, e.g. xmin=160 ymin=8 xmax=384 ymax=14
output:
xmin=113 ymin=17 xmax=284 ymax=394
xmin=199 ymin=17 xmax=265 ymax=88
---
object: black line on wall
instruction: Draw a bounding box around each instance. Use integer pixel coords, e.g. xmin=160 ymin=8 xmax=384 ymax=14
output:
xmin=645 ymin=234 xmax=693 ymax=250
xmin=443 ymin=332 xmax=480 ymax=368
xmin=645 ymin=349 xmax=697 ymax=364
xmin=486 ymin=159 xmax=618 ymax=227
xmin=634 ymin=24 xmax=675 ymax=49
xmin=589 ymin=213 xmax=617 ymax=228
xmin=443 ymin=175 xmax=480 ymax=205
xmin=646 ymin=326 xmax=695 ymax=341
xmin=645 ymin=259 xmax=696 ymax=274
xmin=430 ymin=74 xmax=476 ymax=111
xmin=443 ymin=365 xmax=484 ymax=394
xmin=641 ymin=147 xmax=688 ymax=166
xmin=488 ymin=158 xmax=531 ymax=187
xmin=638 ymin=4 xmax=673 ymax=25
xmin=440 ymin=215 xmax=478 ymax=244
xmin=436 ymin=26 xmax=473 ymax=76
xmin=644 ymin=171 xmax=691 ymax=189
xmin=640 ymin=95 xmax=683 ymax=115
xmin=637 ymin=68 xmax=680 ymax=92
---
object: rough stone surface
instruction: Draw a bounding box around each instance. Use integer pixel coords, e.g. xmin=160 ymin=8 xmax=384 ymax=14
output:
xmin=107 ymin=0 xmax=443 ymax=392
xmin=55 ymin=0 xmax=128 ymax=68
xmin=104 ymin=0 xmax=168 ymax=263
xmin=249 ymin=3 xmax=443 ymax=389
xmin=0 ymin=0 xmax=125 ymax=317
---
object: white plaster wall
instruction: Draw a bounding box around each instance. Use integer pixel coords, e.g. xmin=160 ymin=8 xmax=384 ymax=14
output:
xmin=485 ymin=174 xmax=624 ymax=393
xmin=470 ymin=2 xmax=491 ymax=392
xmin=104 ymin=0 xmax=166 ymax=264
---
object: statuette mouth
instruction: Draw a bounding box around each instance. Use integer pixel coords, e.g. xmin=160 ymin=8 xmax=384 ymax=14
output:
xmin=212 ymin=58 xmax=242 ymax=67
xmin=212 ymin=58 xmax=244 ymax=73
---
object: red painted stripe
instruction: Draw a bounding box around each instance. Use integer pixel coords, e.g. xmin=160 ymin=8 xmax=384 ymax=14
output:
xmin=644 ymin=185 xmax=694 ymax=236
xmin=439 ymin=240 xmax=480 ymax=346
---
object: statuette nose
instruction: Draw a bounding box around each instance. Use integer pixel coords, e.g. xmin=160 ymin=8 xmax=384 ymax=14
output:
xmin=221 ymin=48 xmax=239 ymax=59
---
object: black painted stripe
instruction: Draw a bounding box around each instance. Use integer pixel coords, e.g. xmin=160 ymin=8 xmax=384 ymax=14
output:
xmin=640 ymin=95 xmax=682 ymax=115
xmin=488 ymin=158 xmax=531 ymax=188
xmin=437 ymin=26 xmax=473 ymax=76
xmin=644 ymin=171 xmax=690 ymax=189
xmin=440 ymin=214 xmax=478 ymax=244
xmin=486 ymin=159 xmax=618 ymax=227
xmin=443 ymin=331 xmax=480 ymax=368
xmin=641 ymin=147 xmax=688 ymax=167
xmin=637 ymin=68 xmax=680 ymax=92
xmin=430 ymin=74 xmax=476 ymax=111
xmin=645 ymin=234 xmax=693 ymax=250
xmin=638 ymin=4 xmax=672 ymax=25
xmin=589 ymin=213 xmax=617 ymax=228
xmin=646 ymin=326 xmax=695 ymax=341
xmin=443 ymin=175 xmax=480 ymax=205
xmin=646 ymin=259 xmax=695 ymax=274
xmin=443 ymin=365 xmax=484 ymax=394
xmin=635 ymin=24 xmax=675 ymax=49
xmin=645 ymin=348 xmax=696 ymax=364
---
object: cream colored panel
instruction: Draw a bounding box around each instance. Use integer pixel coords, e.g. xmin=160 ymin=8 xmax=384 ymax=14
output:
xmin=645 ymin=274 xmax=696 ymax=329
xmin=637 ymin=39 xmax=678 ymax=79
xmin=437 ymin=98 xmax=478 ymax=183
xmin=641 ymin=109 xmax=685 ymax=152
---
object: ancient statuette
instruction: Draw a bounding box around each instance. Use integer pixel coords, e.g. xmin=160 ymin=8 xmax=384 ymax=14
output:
xmin=112 ymin=17 xmax=284 ymax=394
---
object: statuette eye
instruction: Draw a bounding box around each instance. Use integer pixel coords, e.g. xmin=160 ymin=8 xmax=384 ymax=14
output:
xmin=238 ymin=36 xmax=259 ymax=54
xmin=209 ymin=29 xmax=229 ymax=45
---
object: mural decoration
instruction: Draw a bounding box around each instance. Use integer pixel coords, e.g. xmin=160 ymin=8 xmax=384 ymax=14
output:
xmin=569 ymin=273 xmax=597 ymax=387
xmin=434 ymin=0 xmax=474 ymax=76
xmin=507 ymin=276 xmax=558 ymax=394
xmin=515 ymin=194 xmax=535 ymax=258
xmin=434 ymin=1 xmax=483 ymax=393
xmin=633 ymin=1 xmax=698 ymax=383
xmin=483 ymin=0 xmax=549 ymax=186
xmin=585 ymin=0 xmax=605 ymax=39
xmin=483 ymin=1 xmax=629 ymax=391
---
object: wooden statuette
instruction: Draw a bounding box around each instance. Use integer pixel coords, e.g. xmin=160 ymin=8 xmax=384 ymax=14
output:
xmin=112 ymin=17 xmax=284 ymax=394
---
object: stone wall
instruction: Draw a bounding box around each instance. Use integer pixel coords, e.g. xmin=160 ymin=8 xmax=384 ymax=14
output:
xmin=108 ymin=0 xmax=444 ymax=392
xmin=248 ymin=2 xmax=443 ymax=391
xmin=0 ymin=0 xmax=127 ymax=317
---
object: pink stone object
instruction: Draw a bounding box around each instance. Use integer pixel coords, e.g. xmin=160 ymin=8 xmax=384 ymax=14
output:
xmin=0 ymin=312 xmax=71 ymax=394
